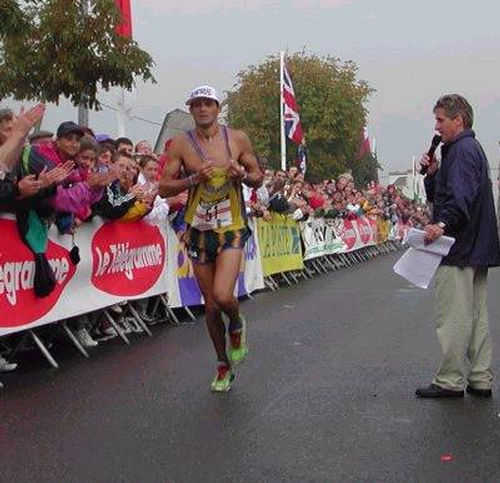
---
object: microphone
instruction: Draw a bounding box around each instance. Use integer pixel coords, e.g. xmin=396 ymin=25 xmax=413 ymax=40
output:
xmin=420 ymin=134 xmax=442 ymax=175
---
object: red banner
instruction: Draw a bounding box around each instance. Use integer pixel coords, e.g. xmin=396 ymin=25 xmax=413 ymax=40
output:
xmin=0 ymin=217 xmax=169 ymax=337
xmin=115 ymin=0 xmax=132 ymax=38
xmin=0 ymin=219 xmax=76 ymax=327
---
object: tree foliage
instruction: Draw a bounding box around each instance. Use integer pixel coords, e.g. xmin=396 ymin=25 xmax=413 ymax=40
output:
xmin=226 ymin=52 xmax=376 ymax=182
xmin=0 ymin=0 xmax=155 ymax=109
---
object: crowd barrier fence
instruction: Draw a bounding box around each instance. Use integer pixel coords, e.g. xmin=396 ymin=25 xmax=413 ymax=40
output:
xmin=0 ymin=213 xmax=408 ymax=376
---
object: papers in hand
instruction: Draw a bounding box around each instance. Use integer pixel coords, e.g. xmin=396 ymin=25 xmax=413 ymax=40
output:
xmin=393 ymin=228 xmax=455 ymax=289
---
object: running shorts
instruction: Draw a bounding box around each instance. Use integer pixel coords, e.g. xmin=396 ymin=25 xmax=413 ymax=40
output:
xmin=185 ymin=226 xmax=251 ymax=264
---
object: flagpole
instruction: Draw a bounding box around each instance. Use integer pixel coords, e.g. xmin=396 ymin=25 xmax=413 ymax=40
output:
xmin=412 ymin=155 xmax=417 ymax=200
xmin=280 ymin=51 xmax=286 ymax=172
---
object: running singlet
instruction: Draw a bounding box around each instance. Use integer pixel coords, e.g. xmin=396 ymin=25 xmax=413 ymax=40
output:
xmin=184 ymin=126 xmax=247 ymax=233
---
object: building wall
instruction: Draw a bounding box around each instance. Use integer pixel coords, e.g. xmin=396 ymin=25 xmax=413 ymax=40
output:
xmin=154 ymin=109 xmax=195 ymax=153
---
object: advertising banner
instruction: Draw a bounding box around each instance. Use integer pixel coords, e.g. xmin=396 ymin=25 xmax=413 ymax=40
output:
xmin=257 ymin=213 xmax=303 ymax=276
xmin=335 ymin=216 xmax=380 ymax=252
xmin=353 ymin=216 xmax=377 ymax=248
xmin=376 ymin=218 xmax=391 ymax=244
xmin=300 ymin=218 xmax=345 ymax=260
xmin=0 ymin=216 xmax=169 ymax=336
xmin=166 ymin=219 xmax=265 ymax=308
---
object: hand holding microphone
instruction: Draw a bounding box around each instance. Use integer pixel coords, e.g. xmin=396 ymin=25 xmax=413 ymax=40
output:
xmin=420 ymin=134 xmax=442 ymax=176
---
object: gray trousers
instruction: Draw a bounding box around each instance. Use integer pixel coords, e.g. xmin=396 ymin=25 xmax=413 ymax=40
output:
xmin=432 ymin=266 xmax=493 ymax=390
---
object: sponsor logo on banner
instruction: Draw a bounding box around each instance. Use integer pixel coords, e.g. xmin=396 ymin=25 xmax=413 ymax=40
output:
xmin=175 ymin=228 xmax=203 ymax=307
xmin=0 ymin=219 xmax=76 ymax=327
xmin=257 ymin=214 xmax=303 ymax=277
xmin=356 ymin=217 xmax=372 ymax=245
xmin=91 ymin=220 xmax=165 ymax=296
xmin=340 ymin=219 xmax=357 ymax=250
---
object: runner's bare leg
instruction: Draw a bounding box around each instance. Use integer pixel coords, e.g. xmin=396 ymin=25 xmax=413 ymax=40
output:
xmin=192 ymin=262 xmax=228 ymax=364
xmin=213 ymin=248 xmax=244 ymax=329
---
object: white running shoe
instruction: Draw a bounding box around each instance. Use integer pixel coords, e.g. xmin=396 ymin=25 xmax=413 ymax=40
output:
xmin=76 ymin=328 xmax=98 ymax=348
xmin=0 ymin=355 xmax=17 ymax=372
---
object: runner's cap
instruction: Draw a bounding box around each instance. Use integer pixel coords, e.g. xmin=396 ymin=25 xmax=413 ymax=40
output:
xmin=186 ymin=85 xmax=220 ymax=106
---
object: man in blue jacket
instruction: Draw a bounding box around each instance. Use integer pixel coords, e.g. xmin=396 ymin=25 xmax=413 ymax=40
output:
xmin=417 ymin=94 xmax=500 ymax=398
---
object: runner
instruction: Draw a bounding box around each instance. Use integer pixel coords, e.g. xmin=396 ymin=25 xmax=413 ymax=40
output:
xmin=159 ymin=85 xmax=263 ymax=392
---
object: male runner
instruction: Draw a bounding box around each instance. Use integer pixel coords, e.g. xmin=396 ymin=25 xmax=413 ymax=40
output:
xmin=159 ymin=86 xmax=263 ymax=392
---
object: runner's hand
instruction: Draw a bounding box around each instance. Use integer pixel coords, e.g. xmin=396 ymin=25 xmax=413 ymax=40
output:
xmin=195 ymin=162 xmax=215 ymax=183
xmin=227 ymin=159 xmax=245 ymax=180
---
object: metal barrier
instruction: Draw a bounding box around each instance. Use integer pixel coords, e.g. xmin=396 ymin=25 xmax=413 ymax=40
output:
xmin=0 ymin=216 xmax=404 ymax=387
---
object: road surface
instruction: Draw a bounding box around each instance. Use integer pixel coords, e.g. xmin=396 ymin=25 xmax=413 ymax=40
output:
xmin=1 ymin=253 xmax=500 ymax=482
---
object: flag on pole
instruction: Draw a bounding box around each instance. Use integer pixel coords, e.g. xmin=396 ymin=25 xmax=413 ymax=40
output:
xmin=282 ymin=61 xmax=304 ymax=145
xmin=115 ymin=0 xmax=133 ymax=38
xmin=297 ymin=144 xmax=308 ymax=174
xmin=358 ymin=126 xmax=371 ymax=159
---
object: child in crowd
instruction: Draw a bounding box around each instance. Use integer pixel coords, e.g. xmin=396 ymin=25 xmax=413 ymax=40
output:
xmin=137 ymin=155 xmax=169 ymax=223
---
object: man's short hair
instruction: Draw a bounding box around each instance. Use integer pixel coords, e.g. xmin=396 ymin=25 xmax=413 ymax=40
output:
xmin=112 ymin=150 xmax=133 ymax=163
xmin=81 ymin=126 xmax=96 ymax=139
xmin=115 ymin=136 xmax=133 ymax=148
xmin=434 ymin=94 xmax=474 ymax=129
xmin=28 ymin=130 xmax=53 ymax=143
xmin=0 ymin=108 xmax=14 ymax=123
xmin=138 ymin=154 xmax=158 ymax=168
xmin=79 ymin=137 xmax=98 ymax=152
xmin=98 ymin=143 xmax=114 ymax=155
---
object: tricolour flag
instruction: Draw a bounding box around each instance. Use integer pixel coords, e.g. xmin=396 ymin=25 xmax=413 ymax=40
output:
xmin=282 ymin=62 xmax=304 ymax=146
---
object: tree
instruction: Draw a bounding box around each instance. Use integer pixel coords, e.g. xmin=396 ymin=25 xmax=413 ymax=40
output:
xmin=226 ymin=52 xmax=375 ymax=182
xmin=0 ymin=0 xmax=155 ymax=109
xmin=351 ymin=152 xmax=379 ymax=187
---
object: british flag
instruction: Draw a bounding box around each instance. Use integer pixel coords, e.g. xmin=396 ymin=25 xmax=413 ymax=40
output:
xmin=282 ymin=62 xmax=304 ymax=146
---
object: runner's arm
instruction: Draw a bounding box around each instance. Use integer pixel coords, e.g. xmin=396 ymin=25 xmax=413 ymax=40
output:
xmin=158 ymin=138 xmax=192 ymax=198
xmin=237 ymin=132 xmax=264 ymax=189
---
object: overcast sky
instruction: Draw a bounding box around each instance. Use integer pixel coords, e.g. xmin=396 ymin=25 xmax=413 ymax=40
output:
xmin=9 ymin=0 xmax=500 ymax=175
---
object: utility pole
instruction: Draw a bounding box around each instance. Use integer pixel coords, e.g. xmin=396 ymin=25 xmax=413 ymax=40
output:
xmin=77 ymin=0 xmax=91 ymax=127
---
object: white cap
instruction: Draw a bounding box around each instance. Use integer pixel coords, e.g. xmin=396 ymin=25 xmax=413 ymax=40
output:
xmin=186 ymin=85 xmax=220 ymax=105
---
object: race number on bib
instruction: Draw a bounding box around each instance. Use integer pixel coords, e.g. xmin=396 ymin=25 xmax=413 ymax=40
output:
xmin=192 ymin=198 xmax=233 ymax=231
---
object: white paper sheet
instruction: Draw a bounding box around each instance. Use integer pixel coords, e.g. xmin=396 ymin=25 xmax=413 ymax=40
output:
xmin=393 ymin=229 xmax=455 ymax=289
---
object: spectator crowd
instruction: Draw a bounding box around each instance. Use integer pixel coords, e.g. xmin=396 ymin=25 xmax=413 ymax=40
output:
xmin=0 ymin=104 xmax=429 ymax=375
xmin=245 ymin=161 xmax=430 ymax=229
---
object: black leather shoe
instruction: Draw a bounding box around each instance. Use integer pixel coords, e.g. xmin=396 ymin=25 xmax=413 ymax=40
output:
xmin=415 ymin=384 xmax=464 ymax=398
xmin=466 ymin=386 xmax=492 ymax=398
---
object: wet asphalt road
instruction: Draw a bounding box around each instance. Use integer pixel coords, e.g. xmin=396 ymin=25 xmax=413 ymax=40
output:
xmin=1 ymin=253 xmax=500 ymax=482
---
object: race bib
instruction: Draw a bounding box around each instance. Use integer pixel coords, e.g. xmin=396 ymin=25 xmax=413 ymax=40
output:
xmin=192 ymin=198 xmax=233 ymax=231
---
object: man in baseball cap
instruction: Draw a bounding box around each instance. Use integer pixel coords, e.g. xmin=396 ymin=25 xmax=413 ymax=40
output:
xmin=28 ymin=130 xmax=53 ymax=146
xmin=185 ymin=85 xmax=220 ymax=106
xmin=56 ymin=121 xmax=85 ymax=139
